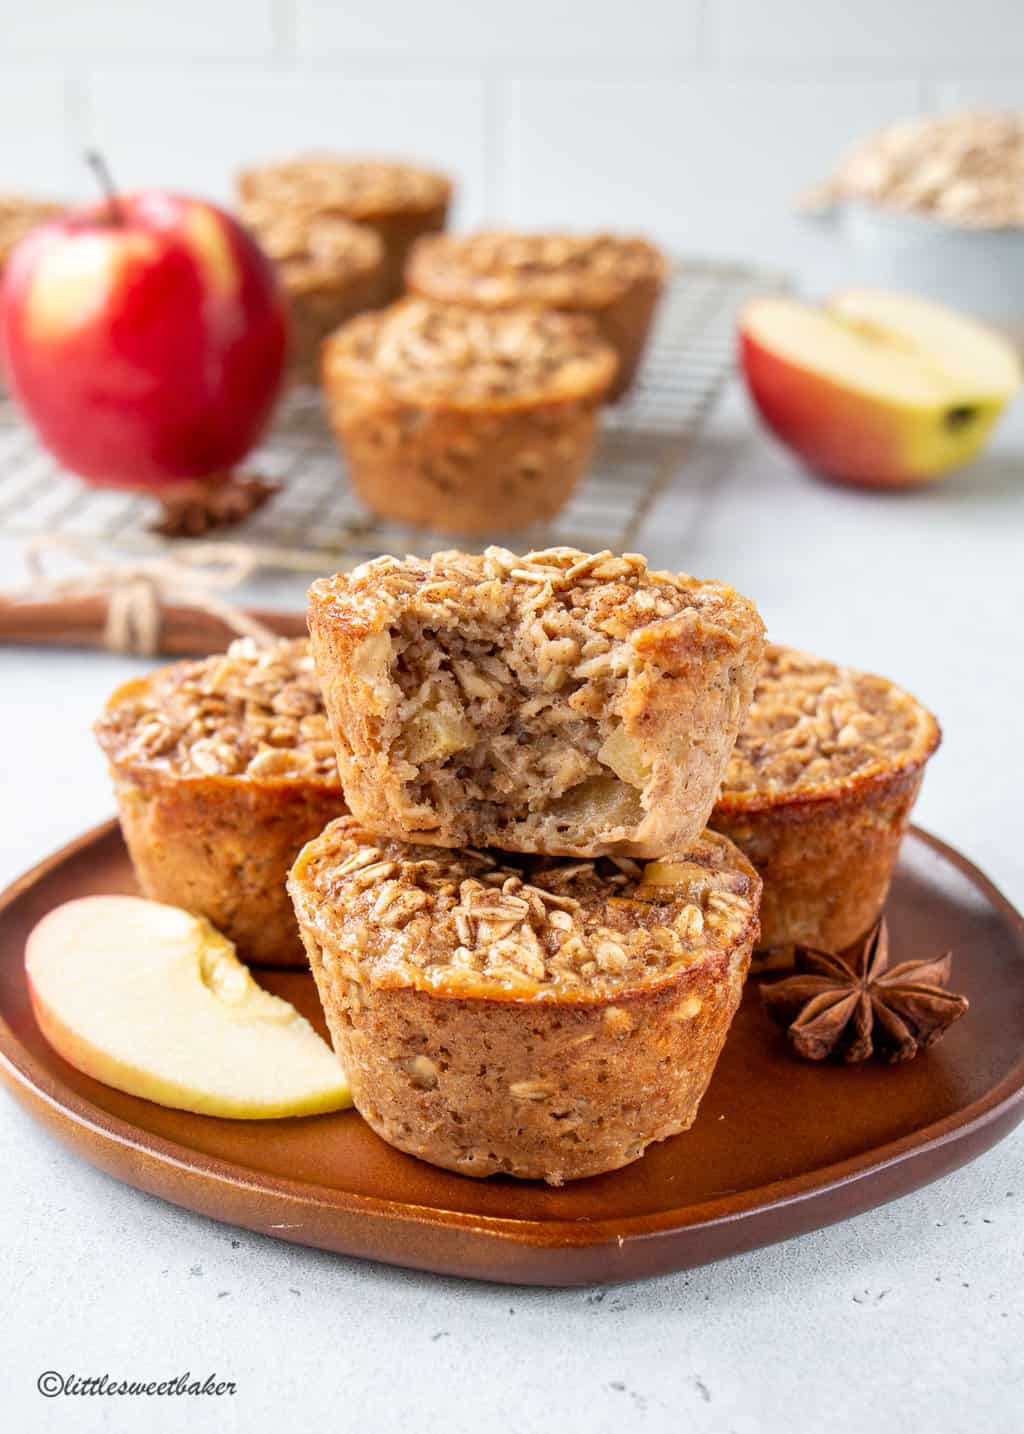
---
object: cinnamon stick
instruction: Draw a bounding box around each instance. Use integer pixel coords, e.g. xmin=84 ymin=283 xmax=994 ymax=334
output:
xmin=0 ymin=594 xmax=306 ymax=657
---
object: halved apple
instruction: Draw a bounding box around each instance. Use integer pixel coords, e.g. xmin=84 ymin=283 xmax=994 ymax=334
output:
xmin=26 ymin=896 xmax=351 ymax=1119
xmin=739 ymin=289 xmax=1021 ymax=488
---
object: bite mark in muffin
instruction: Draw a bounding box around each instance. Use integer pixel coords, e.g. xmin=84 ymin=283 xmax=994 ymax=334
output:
xmin=308 ymin=546 xmax=765 ymax=858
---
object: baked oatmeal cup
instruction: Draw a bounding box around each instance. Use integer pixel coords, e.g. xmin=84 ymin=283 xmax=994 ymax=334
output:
xmin=289 ymin=817 xmax=760 ymax=1183
xmin=406 ymin=230 xmax=668 ymax=400
xmin=320 ymin=300 xmax=617 ymax=534
xmin=711 ymin=644 xmax=941 ymax=955
xmin=95 ymin=638 xmax=347 ymax=968
xmin=308 ymin=547 xmax=764 ymax=858
xmin=237 ymin=155 xmax=451 ymax=301
xmin=239 ymin=198 xmax=384 ymax=384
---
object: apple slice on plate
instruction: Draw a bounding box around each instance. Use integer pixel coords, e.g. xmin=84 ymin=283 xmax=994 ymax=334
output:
xmin=26 ymin=896 xmax=351 ymax=1119
xmin=739 ymin=289 xmax=1022 ymax=488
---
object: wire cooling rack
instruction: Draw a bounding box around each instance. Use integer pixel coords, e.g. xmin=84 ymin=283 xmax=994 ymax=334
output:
xmin=0 ymin=259 xmax=785 ymax=567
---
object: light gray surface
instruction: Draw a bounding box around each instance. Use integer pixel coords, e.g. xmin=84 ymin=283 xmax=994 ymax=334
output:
xmin=2 ymin=381 xmax=1022 ymax=1433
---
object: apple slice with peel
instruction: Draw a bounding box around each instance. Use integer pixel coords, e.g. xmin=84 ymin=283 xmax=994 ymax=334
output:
xmin=26 ymin=896 xmax=350 ymax=1119
xmin=740 ymin=289 xmax=1021 ymax=488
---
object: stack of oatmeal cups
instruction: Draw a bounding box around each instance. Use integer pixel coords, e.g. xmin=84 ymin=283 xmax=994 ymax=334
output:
xmin=287 ymin=546 xmax=766 ymax=1185
xmin=96 ymin=545 xmax=942 ymax=1185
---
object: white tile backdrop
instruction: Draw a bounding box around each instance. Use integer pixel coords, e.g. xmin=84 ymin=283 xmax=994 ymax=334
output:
xmin=1 ymin=0 xmax=1022 ymax=266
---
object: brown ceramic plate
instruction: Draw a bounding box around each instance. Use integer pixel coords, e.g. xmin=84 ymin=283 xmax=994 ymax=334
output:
xmin=1 ymin=820 xmax=1022 ymax=1287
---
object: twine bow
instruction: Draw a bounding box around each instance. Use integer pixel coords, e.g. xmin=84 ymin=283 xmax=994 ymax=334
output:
xmin=19 ymin=535 xmax=281 ymax=656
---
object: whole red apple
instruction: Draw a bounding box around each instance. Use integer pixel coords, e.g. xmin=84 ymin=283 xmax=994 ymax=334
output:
xmin=0 ymin=182 xmax=288 ymax=488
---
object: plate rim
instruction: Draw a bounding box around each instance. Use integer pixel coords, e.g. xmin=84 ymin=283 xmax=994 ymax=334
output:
xmin=1 ymin=818 xmax=1022 ymax=1259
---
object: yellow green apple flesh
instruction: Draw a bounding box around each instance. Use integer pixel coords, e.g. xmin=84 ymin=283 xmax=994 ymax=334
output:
xmin=739 ymin=289 xmax=1021 ymax=488
xmin=25 ymin=896 xmax=350 ymax=1119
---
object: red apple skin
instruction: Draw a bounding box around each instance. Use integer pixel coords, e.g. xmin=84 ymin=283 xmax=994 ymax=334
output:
xmin=739 ymin=328 xmax=917 ymax=488
xmin=0 ymin=193 xmax=288 ymax=487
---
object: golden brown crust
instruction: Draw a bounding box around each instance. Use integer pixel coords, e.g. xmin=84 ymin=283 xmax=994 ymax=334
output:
xmin=308 ymin=547 xmax=765 ymax=858
xmin=590 ymin=270 xmax=664 ymax=399
xmin=320 ymin=303 xmax=616 ymax=532
xmin=717 ymin=644 xmax=940 ymax=811
xmin=407 ymin=230 xmax=668 ymax=399
xmin=95 ymin=638 xmax=340 ymax=782
xmin=408 ymin=231 xmax=667 ymax=309
xmin=714 ymin=765 xmax=924 ymax=955
xmin=325 ymin=300 xmax=617 ymax=408
xmin=712 ymin=644 xmax=940 ymax=951
xmin=113 ymin=769 xmax=345 ymax=967
xmin=237 ymin=155 xmax=451 ymax=300
xmin=95 ymin=640 xmax=347 ymax=966
xmin=289 ymin=817 xmax=759 ymax=1182
xmin=239 ymin=201 xmax=383 ymax=290
xmin=289 ymin=817 xmax=760 ymax=1000
xmin=238 ymin=155 xmax=452 ymax=220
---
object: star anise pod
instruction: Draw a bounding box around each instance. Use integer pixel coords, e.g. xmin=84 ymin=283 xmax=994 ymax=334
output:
xmin=761 ymin=918 xmax=968 ymax=1064
xmin=150 ymin=472 xmax=278 ymax=538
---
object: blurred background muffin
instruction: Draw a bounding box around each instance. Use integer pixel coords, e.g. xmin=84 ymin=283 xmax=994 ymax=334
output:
xmin=239 ymin=197 xmax=384 ymax=385
xmin=320 ymin=298 xmax=616 ymax=532
xmin=407 ymin=231 xmax=667 ymax=400
xmin=237 ymin=155 xmax=451 ymax=302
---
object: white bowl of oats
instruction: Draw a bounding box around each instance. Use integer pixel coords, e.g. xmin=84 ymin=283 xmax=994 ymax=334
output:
xmin=802 ymin=111 xmax=1024 ymax=340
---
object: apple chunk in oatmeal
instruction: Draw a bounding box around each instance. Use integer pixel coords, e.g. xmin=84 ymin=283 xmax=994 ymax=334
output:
xmin=307 ymin=546 xmax=765 ymax=858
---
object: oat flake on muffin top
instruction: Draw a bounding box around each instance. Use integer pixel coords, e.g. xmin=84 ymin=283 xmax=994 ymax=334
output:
xmin=721 ymin=645 xmax=940 ymax=800
xmin=409 ymin=230 xmax=667 ymax=309
xmin=95 ymin=638 xmax=340 ymax=784
xmin=330 ymin=299 xmax=617 ymax=404
xmin=293 ymin=818 xmax=760 ymax=1000
xmin=239 ymin=156 xmax=450 ymax=219
xmin=239 ymin=199 xmax=382 ymax=293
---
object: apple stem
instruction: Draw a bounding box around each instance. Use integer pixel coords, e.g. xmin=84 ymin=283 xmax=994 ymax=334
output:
xmin=84 ymin=150 xmax=125 ymax=225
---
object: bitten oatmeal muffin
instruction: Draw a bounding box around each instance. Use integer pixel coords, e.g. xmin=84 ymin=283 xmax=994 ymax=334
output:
xmin=289 ymin=816 xmax=760 ymax=1183
xmin=0 ymin=196 xmax=60 ymax=275
xmin=712 ymin=644 xmax=940 ymax=954
xmin=95 ymin=638 xmax=347 ymax=968
xmin=308 ymin=547 xmax=764 ymax=858
xmin=237 ymin=155 xmax=451 ymax=301
xmin=239 ymin=198 xmax=384 ymax=384
xmin=320 ymin=300 xmax=617 ymax=533
xmin=407 ymin=230 xmax=668 ymax=400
